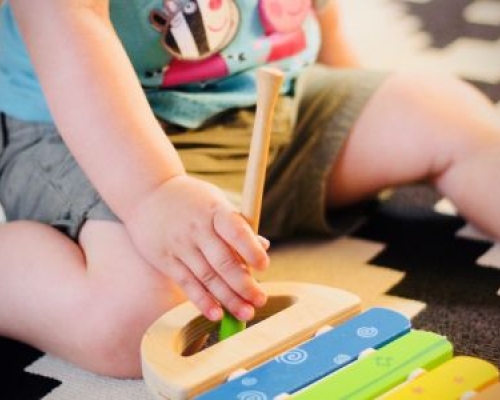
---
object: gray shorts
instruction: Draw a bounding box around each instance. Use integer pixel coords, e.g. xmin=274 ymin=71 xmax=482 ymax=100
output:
xmin=0 ymin=66 xmax=387 ymax=240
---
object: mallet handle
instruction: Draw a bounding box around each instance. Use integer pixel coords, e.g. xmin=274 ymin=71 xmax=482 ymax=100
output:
xmin=219 ymin=67 xmax=284 ymax=340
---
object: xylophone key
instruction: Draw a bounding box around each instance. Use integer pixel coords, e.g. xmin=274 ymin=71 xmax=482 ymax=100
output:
xmin=474 ymin=381 xmax=500 ymax=399
xmin=292 ymin=330 xmax=453 ymax=400
xmin=380 ymin=356 xmax=499 ymax=399
xmin=195 ymin=308 xmax=411 ymax=399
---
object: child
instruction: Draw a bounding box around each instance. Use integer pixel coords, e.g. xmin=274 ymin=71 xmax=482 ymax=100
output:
xmin=0 ymin=0 xmax=499 ymax=378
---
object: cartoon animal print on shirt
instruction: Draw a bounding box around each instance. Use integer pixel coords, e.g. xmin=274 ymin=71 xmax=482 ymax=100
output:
xmin=148 ymin=0 xmax=319 ymax=88
xmin=259 ymin=0 xmax=312 ymax=33
xmin=149 ymin=0 xmax=240 ymax=60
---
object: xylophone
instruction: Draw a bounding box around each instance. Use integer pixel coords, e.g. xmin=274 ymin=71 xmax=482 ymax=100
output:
xmin=141 ymin=68 xmax=499 ymax=399
xmin=140 ymin=281 xmax=500 ymax=400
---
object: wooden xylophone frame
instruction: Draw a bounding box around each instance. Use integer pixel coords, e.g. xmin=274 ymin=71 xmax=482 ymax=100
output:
xmin=141 ymin=281 xmax=362 ymax=400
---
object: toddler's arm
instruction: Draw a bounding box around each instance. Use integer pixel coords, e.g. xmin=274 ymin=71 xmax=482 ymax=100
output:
xmin=316 ymin=0 xmax=360 ymax=68
xmin=10 ymin=0 xmax=269 ymax=321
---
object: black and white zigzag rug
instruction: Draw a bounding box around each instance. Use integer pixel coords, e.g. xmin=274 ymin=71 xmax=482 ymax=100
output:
xmin=1 ymin=0 xmax=499 ymax=398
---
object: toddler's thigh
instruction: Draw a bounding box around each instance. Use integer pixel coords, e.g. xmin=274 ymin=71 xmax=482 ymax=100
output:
xmin=0 ymin=116 xmax=117 ymax=240
xmin=261 ymin=66 xmax=388 ymax=239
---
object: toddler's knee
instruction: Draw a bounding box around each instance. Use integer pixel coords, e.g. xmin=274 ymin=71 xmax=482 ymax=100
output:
xmin=75 ymin=290 xmax=173 ymax=378
xmin=386 ymin=71 xmax=500 ymax=149
xmin=76 ymin=307 xmax=146 ymax=377
xmin=384 ymin=70 xmax=490 ymax=111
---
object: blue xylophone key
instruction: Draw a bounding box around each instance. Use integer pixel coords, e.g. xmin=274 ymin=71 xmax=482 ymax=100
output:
xmin=195 ymin=308 xmax=411 ymax=400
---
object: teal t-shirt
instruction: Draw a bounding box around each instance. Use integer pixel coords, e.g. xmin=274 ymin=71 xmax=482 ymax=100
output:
xmin=0 ymin=4 xmax=51 ymax=122
xmin=0 ymin=0 xmax=326 ymax=128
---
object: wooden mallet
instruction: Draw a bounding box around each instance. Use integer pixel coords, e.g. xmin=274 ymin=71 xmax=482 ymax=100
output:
xmin=218 ymin=66 xmax=284 ymax=340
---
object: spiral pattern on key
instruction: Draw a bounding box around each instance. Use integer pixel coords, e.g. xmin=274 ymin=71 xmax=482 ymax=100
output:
xmin=356 ymin=326 xmax=379 ymax=338
xmin=333 ymin=353 xmax=352 ymax=365
xmin=276 ymin=348 xmax=308 ymax=365
xmin=241 ymin=377 xmax=258 ymax=386
xmin=237 ymin=390 xmax=268 ymax=400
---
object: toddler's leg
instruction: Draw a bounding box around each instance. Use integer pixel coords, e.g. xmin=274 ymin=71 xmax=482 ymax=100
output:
xmin=0 ymin=219 xmax=185 ymax=378
xmin=327 ymin=71 xmax=500 ymax=239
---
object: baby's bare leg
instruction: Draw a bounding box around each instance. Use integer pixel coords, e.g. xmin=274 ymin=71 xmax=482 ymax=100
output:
xmin=0 ymin=220 xmax=185 ymax=377
xmin=327 ymin=71 xmax=500 ymax=238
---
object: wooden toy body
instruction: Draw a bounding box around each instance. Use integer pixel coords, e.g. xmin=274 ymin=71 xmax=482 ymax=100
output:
xmin=141 ymin=281 xmax=361 ymax=400
xmin=141 ymin=282 xmax=500 ymax=399
xmin=475 ymin=381 xmax=500 ymax=399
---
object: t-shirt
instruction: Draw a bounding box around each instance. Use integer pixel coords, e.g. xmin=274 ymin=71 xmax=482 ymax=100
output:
xmin=0 ymin=0 xmax=329 ymax=128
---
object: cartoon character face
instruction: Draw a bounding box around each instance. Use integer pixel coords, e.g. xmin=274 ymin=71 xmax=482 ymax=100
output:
xmin=259 ymin=0 xmax=311 ymax=33
xmin=150 ymin=0 xmax=239 ymax=60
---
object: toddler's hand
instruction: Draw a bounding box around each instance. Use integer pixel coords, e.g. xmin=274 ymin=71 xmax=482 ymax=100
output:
xmin=125 ymin=175 xmax=270 ymax=321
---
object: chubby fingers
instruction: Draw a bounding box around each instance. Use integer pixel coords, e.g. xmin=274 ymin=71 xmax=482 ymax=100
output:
xmin=203 ymin=208 xmax=270 ymax=318
xmin=213 ymin=209 xmax=270 ymax=272
xmin=175 ymin=209 xmax=270 ymax=322
xmin=174 ymin=245 xmax=264 ymax=322
xmin=166 ymin=255 xmax=225 ymax=321
xmin=257 ymin=235 xmax=271 ymax=251
xmin=199 ymin=233 xmax=267 ymax=321
xmin=168 ymin=208 xmax=271 ymax=322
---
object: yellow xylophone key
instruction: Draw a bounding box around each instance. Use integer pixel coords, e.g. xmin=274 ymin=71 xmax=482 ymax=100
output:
xmin=474 ymin=381 xmax=500 ymax=399
xmin=380 ymin=356 xmax=499 ymax=399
